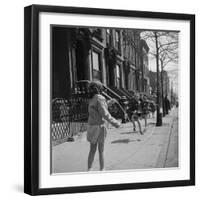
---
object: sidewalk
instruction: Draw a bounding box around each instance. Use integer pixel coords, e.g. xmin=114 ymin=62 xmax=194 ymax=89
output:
xmin=52 ymin=108 xmax=178 ymax=173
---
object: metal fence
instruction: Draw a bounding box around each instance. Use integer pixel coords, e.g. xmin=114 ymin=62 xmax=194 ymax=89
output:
xmin=51 ymin=97 xmax=89 ymax=146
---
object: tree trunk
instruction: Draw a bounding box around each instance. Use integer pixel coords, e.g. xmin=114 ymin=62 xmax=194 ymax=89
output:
xmin=155 ymin=32 xmax=162 ymax=126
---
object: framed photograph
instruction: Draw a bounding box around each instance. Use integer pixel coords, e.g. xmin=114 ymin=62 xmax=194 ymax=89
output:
xmin=24 ymin=4 xmax=195 ymax=195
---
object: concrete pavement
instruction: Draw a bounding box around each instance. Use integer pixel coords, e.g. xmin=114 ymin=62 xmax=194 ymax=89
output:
xmin=164 ymin=111 xmax=179 ymax=167
xmin=52 ymin=108 xmax=178 ymax=174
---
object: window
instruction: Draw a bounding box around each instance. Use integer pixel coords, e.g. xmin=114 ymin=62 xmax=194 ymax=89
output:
xmin=92 ymin=51 xmax=101 ymax=81
xmin=116 ymin=64 xmax=121 ymax=88
xmin=115 ymin=30 xmax=121 ymax=51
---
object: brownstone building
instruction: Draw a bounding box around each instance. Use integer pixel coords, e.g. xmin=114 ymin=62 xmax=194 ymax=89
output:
xmin=52 ymin=26 xmax=150 ymax=99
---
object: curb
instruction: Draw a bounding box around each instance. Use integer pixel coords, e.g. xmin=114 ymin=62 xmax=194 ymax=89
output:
xmin=155 ymin=113 xmax=175 ymax=168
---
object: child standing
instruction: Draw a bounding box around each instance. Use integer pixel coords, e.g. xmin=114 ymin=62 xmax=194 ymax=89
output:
xmin=87 ymin=81 xmax=121 ymax=171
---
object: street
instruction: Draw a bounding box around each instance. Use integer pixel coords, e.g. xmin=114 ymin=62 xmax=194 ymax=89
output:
xmin=52 ymin=107 xmax=178 ymax=173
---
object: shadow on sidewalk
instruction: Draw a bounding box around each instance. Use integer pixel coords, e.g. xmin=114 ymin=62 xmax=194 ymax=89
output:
xmin=162 ymin=122 xmax=170 ymax=126
xmin=111 ymin=138 xmax=141 ymax=144
xmin=148 ymin=122 xmax=156 ymax=126
xmin=120 ymin=131 xmax=134 ymax=135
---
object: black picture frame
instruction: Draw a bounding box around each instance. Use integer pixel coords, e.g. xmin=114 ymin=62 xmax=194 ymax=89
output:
xmin=24 ymin=4 xmax=195 ymax=196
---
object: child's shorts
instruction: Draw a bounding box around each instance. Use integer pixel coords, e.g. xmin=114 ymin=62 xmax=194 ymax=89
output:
xmin=87 ymin=124 xmax=107 ymax=144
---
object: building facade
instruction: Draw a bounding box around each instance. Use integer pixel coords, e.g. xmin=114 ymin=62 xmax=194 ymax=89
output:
xmin=52 ymin=26 xmax=150 ymax=99
xmin=148 ymin=69 xmax=170 ymax=98
xmin=140 ymin=39 xmax=150 ymax=93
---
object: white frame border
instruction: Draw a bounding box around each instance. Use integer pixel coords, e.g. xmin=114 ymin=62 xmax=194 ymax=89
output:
xmin=39 ymin=12 xmax=190 ymax=188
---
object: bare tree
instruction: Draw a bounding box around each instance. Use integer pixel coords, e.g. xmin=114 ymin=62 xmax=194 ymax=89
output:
xmin=159 ymin=33 xmax=178 ymax=116
xmin=141 ymin=31 xmax=178 ymax=125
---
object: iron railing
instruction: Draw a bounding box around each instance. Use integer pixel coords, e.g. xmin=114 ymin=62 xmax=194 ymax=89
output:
xmin=51 ymin=97 xmax=88 ymax=146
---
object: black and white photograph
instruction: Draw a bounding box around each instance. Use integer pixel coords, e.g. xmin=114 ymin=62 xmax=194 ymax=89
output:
xmin=51 ymin=26 xmax=179 ymax=174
